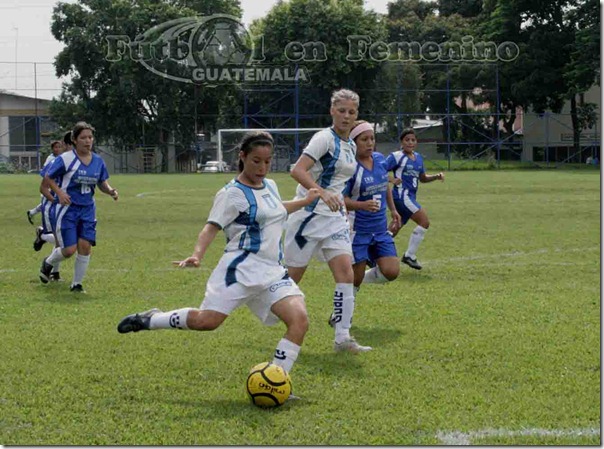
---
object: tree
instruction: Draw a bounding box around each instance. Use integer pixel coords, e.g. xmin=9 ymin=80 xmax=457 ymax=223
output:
xmin=564 ymin=0 xmax=600 ymax=153
xmin=50 ymin=0 xmax=241 ymax=171
xmin=247 ymin=0 xmax=390 ymax=128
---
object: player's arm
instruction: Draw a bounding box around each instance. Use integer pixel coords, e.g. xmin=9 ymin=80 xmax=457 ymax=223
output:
xmin=419 ymin=172 xmax=444 ymax=183
xmin=43 ymin=175 xmax=70 ymax=205
xmin=282 ymin=188 xmax=320 ymax=214
xmin=386 ymin=184 xmax=401 ymax=231
xmin=174 ymin=223 xmax=221 ymax=268
xmin=98 ymin=180 xmax=119 ymax=201
xmin=291 ymin=154 xmax=342 ymax=212
xmin=343 ymin=196 xmax=380 ymax=212
xmin=39 ymin=177 xmax=54 ymax=202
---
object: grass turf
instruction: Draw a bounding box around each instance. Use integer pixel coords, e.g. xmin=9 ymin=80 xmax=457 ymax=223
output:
xmin=0 ymin=170 xmax=599 ymax=445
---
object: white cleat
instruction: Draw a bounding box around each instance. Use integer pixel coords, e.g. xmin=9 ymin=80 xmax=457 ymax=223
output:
xmin=334 ymin=337 xmax=372 ymax=354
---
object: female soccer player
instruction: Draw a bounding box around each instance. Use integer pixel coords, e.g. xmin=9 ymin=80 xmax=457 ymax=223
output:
xmin=283 ymin=88 xmax=371 ymax=354
xmin=117 ymin=132 xmax=319 ymax=377
xmin=33 ymin=138 xmax=69 ymax=280
xmin=343 ymin=120 xmax=401 ymax=289
xmin=385 ymin=128 xmax=444 ymax=270
xmin=27 ymin=138 xmax=66 ymax=225
xmin=39 ymin=122 xmax=119 ymax=292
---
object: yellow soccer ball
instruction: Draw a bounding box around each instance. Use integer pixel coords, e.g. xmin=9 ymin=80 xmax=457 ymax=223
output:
xmin=246 ymin=362 xmax=292 ymax=408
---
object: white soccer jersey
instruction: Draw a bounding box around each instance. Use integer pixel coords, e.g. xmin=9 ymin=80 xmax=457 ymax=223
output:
xmin=207 ymin=178 xmax=288 ymax=289
xmin=293 ymin=127 xmax=357 ymax=216
xmin=43 ymin=154 xmax=56 ymax=168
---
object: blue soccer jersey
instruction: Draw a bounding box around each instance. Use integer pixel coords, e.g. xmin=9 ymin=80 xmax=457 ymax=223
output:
xmin=344 ymin=152 xmax=390 ymax=233
xmin=385 ymin=150 xmax=425 ymax=201
xmin=46 ymin=150 xmax=109 ymax=206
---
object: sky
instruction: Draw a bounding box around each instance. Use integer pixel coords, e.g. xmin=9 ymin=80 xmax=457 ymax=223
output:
xmin=0 ymin=0 xmax=390 ymax=100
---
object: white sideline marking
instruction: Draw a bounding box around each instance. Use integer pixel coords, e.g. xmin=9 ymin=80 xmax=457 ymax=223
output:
xmin=424 ymin=246 xmax=598 ymax=266
xmin=0 ymin=267 xmax=210 ymax=274
xmin=436 ymin=427 xmax=600 ymax=445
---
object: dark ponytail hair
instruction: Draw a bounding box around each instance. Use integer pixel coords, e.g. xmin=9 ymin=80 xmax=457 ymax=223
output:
xmin=237 ymin=131 xmax=274 ymax=172
xmin=399 ymin=127 xmax=415 ymax=141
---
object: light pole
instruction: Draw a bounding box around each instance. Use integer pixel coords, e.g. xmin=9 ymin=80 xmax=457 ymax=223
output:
xmin=12 ymin=26 xmax=18 ymax=90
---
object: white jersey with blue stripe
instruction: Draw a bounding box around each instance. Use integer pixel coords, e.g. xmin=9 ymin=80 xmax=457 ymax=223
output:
xmin=46 ymin=150 xmax=109 ymax=206
xmin=385 ymin=150 xmax=425 ymax=201
xmin=344 ymin=152 xmax=390 ymax=233
xmin=207 ymin=178 xmax=288 ymax=287
xmin=294 ymin=127 xmax=357 ymax=216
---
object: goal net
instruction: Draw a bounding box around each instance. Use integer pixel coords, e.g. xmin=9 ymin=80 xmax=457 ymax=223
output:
xmin=216 ymin=128 xmax=324 ymax=172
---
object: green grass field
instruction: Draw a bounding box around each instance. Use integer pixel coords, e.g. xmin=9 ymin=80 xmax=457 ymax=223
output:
xmin=0 ymin=170 xmax=600 ymax=445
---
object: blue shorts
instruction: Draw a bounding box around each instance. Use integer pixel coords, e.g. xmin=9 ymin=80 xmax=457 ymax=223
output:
xmin=394 ymin=193 xmax=422 ymax=225
xmin=352 ymin=231 xmax=397 ymax=266
xmin=40 ymin=198 xmax=56 ymax=235
xmin=54 ymin=203 xmax=97 ymax=248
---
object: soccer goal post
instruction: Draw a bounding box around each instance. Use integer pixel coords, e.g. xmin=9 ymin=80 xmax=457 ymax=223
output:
xmin=217 ymin=128 xmax=324 ymax=172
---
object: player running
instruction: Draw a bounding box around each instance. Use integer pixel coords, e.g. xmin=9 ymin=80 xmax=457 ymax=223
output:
xmin=39 ymin=122 xmax=119 ymax=292
xmin=385 ymin=128 xmax=444 ymax=270
xmin=117 ymin=132 xmax=319 ymax=377
xmin=342 ymin=120 xmax=401 ymax=290
xmin=27 ymin=138 xmax=66 ymax=226
xmin=284 ymin=88 xmax=372 ymax=354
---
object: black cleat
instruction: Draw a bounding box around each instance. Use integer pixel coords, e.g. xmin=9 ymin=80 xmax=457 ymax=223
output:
xmin=70 ymin=283 xmax=86 ymax=293
xmin=26 ymin=210 xmax=34 ymax=225
xmin=49 ymin=272 xmax=62 ymax=282
xmin=328 ymin=312 xmax=336 ymax=328
xmin=402 ymin=255 xmax=422 ymax=270
xmin=39 ymin=258 xmax=53 ymax=283
xmin=33 ymin=227 xmax=45 ymax=251
xmin=117 ymin=308 xmax=161 ymax=334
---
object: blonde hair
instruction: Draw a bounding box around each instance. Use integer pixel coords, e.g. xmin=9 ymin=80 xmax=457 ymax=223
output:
xmin=330 ymin=89 xmax=360 ymax=107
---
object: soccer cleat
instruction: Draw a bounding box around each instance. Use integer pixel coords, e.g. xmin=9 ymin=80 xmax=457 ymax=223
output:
xmin=26 ymin=210 xmax=34 ymax=225
xmin=402 ymin=255 xmax=422 ymax=270
xmin=49 ymin=272 xmax=62 ymax=282
xmin=327 ymin=312 xmax=336 ymax=328
xmin=70 ymin=283 xmax=86 ymax=293
xmin=33 ymin=227 xmax=45 ymax=251
xmin=117 ymin=308 xmax=161 ymax=334
xmin=287 ymin=393 xmax=302 ymax=401
xmin=334 ymin=337 xmax=373 ymax=354
xmin=39 ymin=258 xmax=53 ymax=284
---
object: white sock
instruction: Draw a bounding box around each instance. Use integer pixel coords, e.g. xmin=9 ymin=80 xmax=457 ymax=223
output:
xmin=149 ymin=308 xmax=194 ymax=330
xmin=405 ymin=225 xmax=427 ymax=259
xmin=46 ymin=247 xmax=66 ymax=267
xmin=51 ymin=261 xmax=61 ymax=274
xmin=72 ymin=253 xmax=90 ymax=286
xmin=363 ymin=266 xmax=388 ymax=284
xmin=333 ymin=283 xmax=355 ymax=343
xmin=41 ymin=233 xmax=56 ymax=244
xmin=29 ymin=205 xmax=41 ymax=216
xmin=272 ymin=338 xmax=301 ymax=374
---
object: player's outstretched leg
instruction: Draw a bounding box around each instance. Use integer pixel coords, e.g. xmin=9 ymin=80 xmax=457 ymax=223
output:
xmin=118 ymin=308 xmax=226 ymax=334
xmin=117 ymin=308 xmax=163 ymax=333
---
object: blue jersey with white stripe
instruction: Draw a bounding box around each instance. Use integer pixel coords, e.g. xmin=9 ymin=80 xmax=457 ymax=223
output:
xmin=344 ymin=152 xmax=390 ymax=233
xmin=46 ymin=150 xmax=109 ymax=206
xmin=385 ymin=150 xmax=425 ymax=200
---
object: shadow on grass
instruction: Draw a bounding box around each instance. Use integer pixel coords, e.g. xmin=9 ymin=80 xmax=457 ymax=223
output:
xmin=351 ymin=326 xmax=404 ymax=347
xmin=33 ymin=282 xmax=98 ymax=303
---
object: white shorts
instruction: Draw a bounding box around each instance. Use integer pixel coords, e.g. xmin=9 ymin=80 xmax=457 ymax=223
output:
xmin=201 ymin=258 xmax=304 ymax=326
xmin=284 ymin=210 xmax=353 ymax=267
